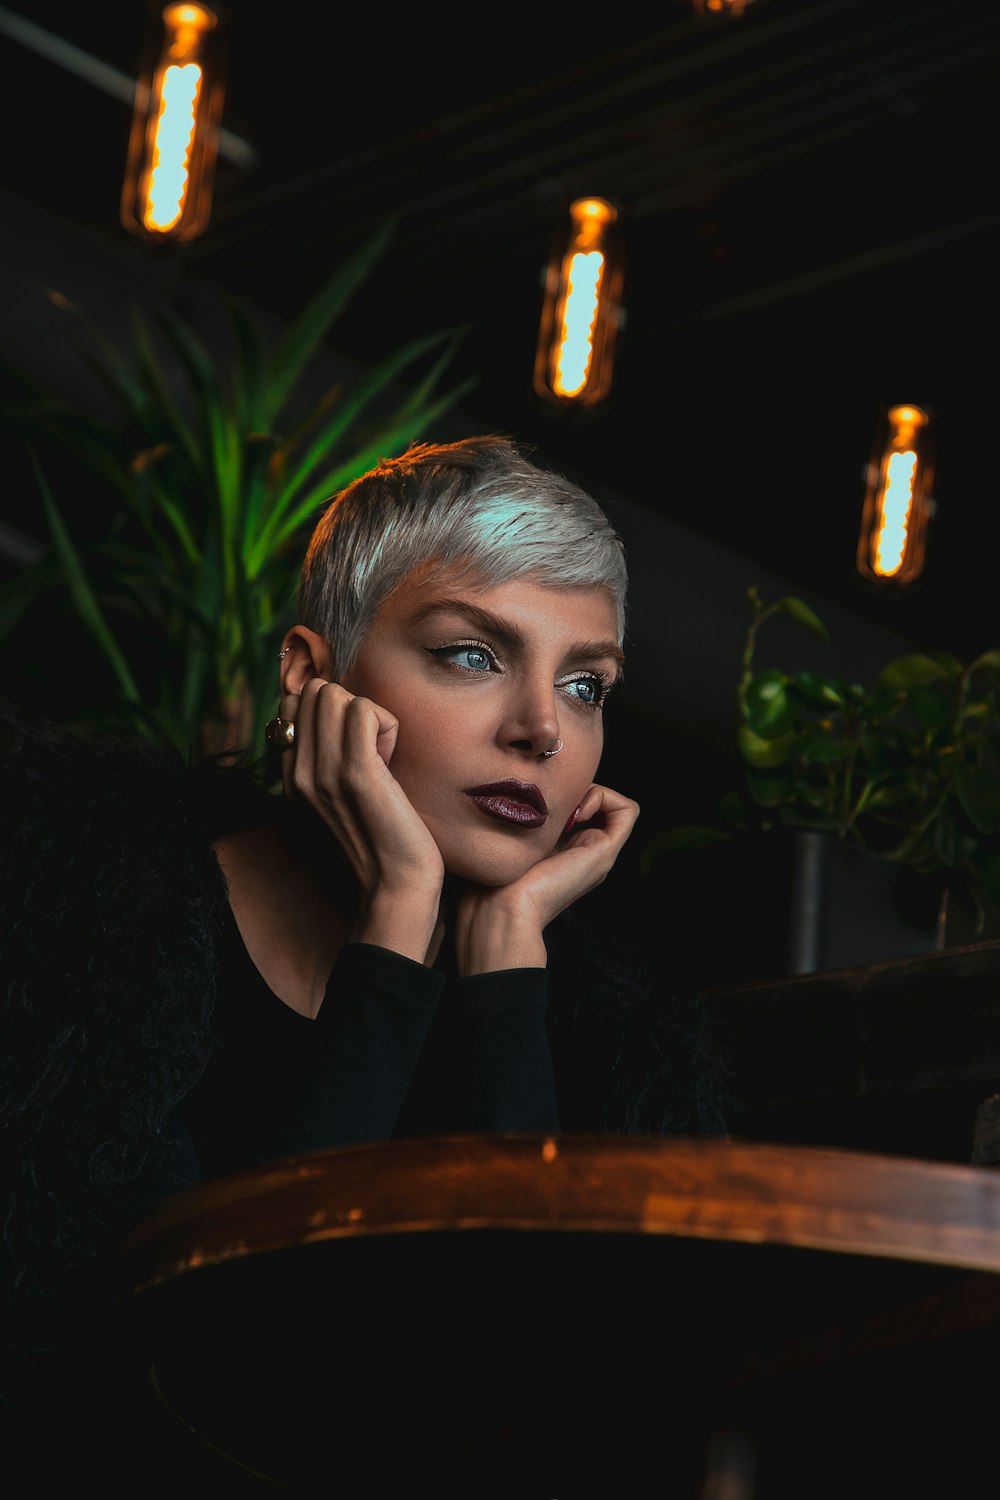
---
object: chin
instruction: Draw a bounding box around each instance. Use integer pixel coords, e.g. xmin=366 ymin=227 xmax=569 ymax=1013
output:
xmin=436 ymin=829 xmax=554 ymax=888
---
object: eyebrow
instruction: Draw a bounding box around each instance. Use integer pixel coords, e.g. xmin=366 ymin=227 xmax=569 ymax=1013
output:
xmin=411 ymin=597 xmax=626 ymax=674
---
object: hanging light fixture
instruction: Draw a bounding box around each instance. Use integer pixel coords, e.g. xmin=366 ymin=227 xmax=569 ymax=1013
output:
xmin=121 ymin=3 xmax=226 ymax=243
xmin=533 ymin=196 xmax=624 ymax=409
xmin=856 ymin=403 xmax=934 ymax=587
xmin=690 ymin=0 xmax=754 ymax=16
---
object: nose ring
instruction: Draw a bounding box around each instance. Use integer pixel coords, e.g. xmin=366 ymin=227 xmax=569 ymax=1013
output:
xmin=542 ymin=738 xmax=564 ymax=758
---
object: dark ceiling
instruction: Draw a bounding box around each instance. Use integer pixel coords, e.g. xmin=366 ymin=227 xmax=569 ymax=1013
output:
xmin=3 ymin=0 xmax=999 ymax=657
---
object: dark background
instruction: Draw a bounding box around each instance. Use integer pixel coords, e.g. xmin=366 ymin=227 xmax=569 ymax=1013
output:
xmin=1 ymin=0 xmax=998 ymax=906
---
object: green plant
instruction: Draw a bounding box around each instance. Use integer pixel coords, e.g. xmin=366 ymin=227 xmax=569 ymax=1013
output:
xmin=0 ymin=219 xmax=475 ymax=757
xmin=642 ymin=586 xmax=1000 ymax=924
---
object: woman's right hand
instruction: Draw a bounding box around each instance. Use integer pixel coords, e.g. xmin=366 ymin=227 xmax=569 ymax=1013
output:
xmin=279 ymin=677 xmax=445 ymax=963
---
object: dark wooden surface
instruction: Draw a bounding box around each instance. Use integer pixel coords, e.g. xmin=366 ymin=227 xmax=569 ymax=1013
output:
xmin=108 ymin=1137 xmax=1000 ymax=1497
xmin=115 ymin=1134 xmax=1000 ymax=1292
xmin=702 ymin=937 xmax=1000 ymax=1162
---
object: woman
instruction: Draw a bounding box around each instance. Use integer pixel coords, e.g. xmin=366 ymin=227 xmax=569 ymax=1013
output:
xmin=1 ymin=435 xmax=725 ymax=1462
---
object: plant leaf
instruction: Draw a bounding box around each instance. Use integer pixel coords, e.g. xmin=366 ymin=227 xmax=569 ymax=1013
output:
xmin=746 ymin=769 xmax=795 ymax=807
xmin=969 ymin=647 xmax=1000 ymax=677
xmin=129 ymin=307 xmax=201 ymax=474
xmin=775 ymin=595 xmax=829 ymax=641
xmin=251 ymin=374 xmax=478 ymax=570
xmin=32 ymin=453 xmax=142 ymax=706
xmin=228 ymin=296 xmax=268 ymax=432
xmin=907 ymin=683 xmax=952 ymax=735
xmin=278 ymin=329 xmax=461 ymax=505
xmin=0 ymin=558 xmax=64 ymax=640
xmin=266 ymin=218 xmax=395 ymax=422
xmin=794 ymin=728 xmax=851 ymax=765
xmin=955 ymin=766 xmax=1000 ymax=834
xmin=738 ymin=723 xmax=794 ymax=768
xmin=744 ymin=669 xmax=794 ymax=739
xmin=792 ymin=671 xmax=845 ymax=707
xmin=876 ymin=654 xmax=950 ymax=691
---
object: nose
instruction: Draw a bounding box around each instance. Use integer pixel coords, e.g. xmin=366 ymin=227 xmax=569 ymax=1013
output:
xmin=497 ymin=674 xmax=561 ymax=759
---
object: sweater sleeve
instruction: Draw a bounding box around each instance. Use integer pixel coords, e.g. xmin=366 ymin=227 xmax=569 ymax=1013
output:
xmin=183 ymin=914 xmax=446 ymax=1176
xmin=449 ymin=967 xmax=560 ymax=1134
xmin=270 ymin=942 xmax=446 ymax=1153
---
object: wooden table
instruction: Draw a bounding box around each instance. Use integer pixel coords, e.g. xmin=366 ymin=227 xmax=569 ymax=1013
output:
xmin=110 ymin=1136 xmax=1000 ymax=1497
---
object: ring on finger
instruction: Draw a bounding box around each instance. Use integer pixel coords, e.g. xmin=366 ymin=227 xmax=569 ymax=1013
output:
xmin=265 ymin=717 xmax=296 ymax=750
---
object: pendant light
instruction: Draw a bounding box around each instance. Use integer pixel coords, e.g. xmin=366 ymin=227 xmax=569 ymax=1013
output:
xmin=856 ymin=404 xmax=934 ymax=587
xmin=121 ymin=3 xmax=226 ymax=243
xmin=533 ymin=197 xmax=624 ymax=409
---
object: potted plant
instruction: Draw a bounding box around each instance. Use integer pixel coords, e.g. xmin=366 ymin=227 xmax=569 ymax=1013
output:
xmin=0 ymin=220 xmax=474 ymax=759
xmin=641 ymin=587 xmax=1000 ymax=982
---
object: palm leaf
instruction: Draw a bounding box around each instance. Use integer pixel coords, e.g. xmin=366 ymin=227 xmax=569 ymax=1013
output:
xmin=265 ymin=218 xmax=394 ymax=422
xmin=251 ymin=328 xmax=462 ymax=568
xmin=228 ymin=297 xmax=268 ymax=433
xmin=397 ymin=328 xmax=470 ymax=417
xmin=259 ymin=375 xmax=477 ymax=561
xmin=33 ymin=453 xmax=142 ymax=706
xmin=129 ymin=308 xmax=202 ymax=475
xmin=0 ymin=558 xmax=64 ymax=641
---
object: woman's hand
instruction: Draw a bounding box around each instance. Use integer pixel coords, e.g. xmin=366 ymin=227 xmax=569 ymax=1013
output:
xmin=452 ymin=782 xmax=639 ymax=975
xmin=280 ymin=678 xmax=445 ymax=963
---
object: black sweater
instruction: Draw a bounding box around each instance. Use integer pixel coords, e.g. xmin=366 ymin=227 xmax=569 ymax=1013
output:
xmin=0 ymin=709 xmax=727 ymax=1455
xmin=186 ymin=898 xmax=561 ymax=1182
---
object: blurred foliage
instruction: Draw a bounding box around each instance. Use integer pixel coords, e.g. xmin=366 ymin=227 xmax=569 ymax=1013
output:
xmin=0 ymin=219 xmax=474 ymax=758
xmin=642 ymin=586 xmax=1000 ymax=926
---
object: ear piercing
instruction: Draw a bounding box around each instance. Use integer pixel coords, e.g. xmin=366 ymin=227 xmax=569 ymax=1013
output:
xmin=278 ymin=648 xmax=290 ymax=660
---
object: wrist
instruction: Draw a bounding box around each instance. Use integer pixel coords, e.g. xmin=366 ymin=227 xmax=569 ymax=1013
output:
xmin=455 ymin=897 xmax=547 ymax=977
xmin=353 ymin=885 xmax=442 ymax=964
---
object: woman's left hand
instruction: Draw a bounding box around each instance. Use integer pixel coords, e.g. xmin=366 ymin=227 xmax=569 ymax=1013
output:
xmin=452 ymin=782 xmax=639 ymax=975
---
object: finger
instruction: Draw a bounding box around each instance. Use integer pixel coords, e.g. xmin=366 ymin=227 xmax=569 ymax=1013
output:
xmin=341 ymin=694 xmax=400 ymax=772
xmin=574 ymin=783 xmax=631 ymax=824
xmin=571 ymin=784 xmax=640 ymax=848
xmin=288 ymin=676 xmax=336 ymax=798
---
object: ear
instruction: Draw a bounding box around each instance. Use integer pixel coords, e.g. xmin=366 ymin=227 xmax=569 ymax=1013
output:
xmin=278 ymin=626 xmax=335 ymax=699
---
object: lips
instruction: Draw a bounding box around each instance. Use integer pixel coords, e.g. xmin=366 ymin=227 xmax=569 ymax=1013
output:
xmin=464 ymin=779 xmax=549 ymax=828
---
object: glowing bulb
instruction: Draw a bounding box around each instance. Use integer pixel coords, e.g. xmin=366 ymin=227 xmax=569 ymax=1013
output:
xmin=121 ymin=3 xmax=225 ymax=243
xmin=857 ymin=404 xmax=933 ymax=588
xmin=534 ymin=197 xmax=623 ymax=408
xmin=553 ymin=251 xmax=605 ymax=397
xmin=144 ymin=63 xmax=203 ymax=230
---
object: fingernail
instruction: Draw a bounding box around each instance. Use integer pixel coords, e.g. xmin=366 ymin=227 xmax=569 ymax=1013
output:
xmin=564 ymin=805 xmax=582 ymax=834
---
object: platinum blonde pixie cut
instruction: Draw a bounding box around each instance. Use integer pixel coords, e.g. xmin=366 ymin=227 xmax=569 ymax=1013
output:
xmin=297 ymin=435 xmax=628 ymax=678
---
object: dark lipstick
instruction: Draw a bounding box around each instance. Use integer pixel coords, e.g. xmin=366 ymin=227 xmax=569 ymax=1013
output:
xmin=464 ymin=779 xmax=549 ymax=828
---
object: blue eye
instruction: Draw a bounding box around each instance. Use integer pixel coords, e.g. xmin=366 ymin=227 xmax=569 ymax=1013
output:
xmin=455 ymin=647 xmax=491 ymax=672
xmin=428 ymin=643 xmax=496 ymax=673
xmin=563 ymin=675 xmax=609 ymax=708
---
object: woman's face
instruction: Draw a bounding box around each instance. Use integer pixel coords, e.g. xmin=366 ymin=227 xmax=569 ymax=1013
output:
xmin=340 ymin=566 xmax=624 ymax=886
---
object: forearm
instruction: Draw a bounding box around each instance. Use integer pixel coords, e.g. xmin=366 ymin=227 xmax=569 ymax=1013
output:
xmin=273 ymin=942 xmax=446 ymax=1152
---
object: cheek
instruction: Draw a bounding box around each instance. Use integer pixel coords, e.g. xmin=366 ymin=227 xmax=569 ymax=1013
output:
xmin=574 ymin=724 xmax=604 ymax=787
xmin=380 ymin=686 xmax=459 ymax=786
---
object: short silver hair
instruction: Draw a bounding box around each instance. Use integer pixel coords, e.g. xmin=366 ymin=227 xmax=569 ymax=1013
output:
xmin=297 ymin=435 xmax=628 ymax=677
